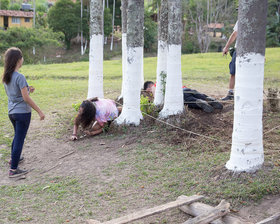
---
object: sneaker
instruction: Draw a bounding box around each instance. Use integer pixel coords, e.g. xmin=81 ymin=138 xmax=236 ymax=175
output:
xmin=9 ymin=156 xmax=24 ymax=166
xmin=222 ymin=92 xmax=234 ymax=101
xmin=206 ymin=97 xmax=223 ymax=109
xmin=9 ymin=168 xmax=29 ymax=178
xmin=195 ymin=99 xmax=214 ymax=113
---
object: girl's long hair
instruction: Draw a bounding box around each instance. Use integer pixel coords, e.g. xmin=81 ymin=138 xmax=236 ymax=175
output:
xmin=75 ymin=99 xmax=97 ymax=129
xmin=2 ymin=47 xmax=23 ymax=85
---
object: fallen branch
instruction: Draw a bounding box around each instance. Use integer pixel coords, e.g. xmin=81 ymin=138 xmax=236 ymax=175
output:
xmin=40 ymin=162 xmax=61 ymax=174
xmin=58 ymin=151 xmax=75 ymax=159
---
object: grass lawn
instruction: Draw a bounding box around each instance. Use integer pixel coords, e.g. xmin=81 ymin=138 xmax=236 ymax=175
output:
xmin=0 ymin=48 xmax=279 ymax=223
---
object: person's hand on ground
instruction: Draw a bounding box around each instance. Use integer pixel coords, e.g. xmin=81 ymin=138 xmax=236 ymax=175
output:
xmin=71 ymin=135 xmax=78 ymax=141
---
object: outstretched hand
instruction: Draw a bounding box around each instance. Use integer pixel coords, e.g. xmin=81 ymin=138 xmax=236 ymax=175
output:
xmin=29 ymin=86 xmax=35 ymax=93
xmin=223 ymin=47 xmax=228 ymax=56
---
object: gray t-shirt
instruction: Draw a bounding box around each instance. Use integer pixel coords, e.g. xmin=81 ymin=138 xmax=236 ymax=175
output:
xmin=4 ymin=71 xmax=31 ymax=114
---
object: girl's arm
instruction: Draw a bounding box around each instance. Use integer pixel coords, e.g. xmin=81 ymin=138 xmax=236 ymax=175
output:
xmin=21 ymin=87 xmax=45 ymax=120
xmin=84 ymin=122 xmax=103 ymax=136
xmin=84 ymin=128 xmax=103 ymax=136
xmin=71 ymin=124 xmax=79 ymax=140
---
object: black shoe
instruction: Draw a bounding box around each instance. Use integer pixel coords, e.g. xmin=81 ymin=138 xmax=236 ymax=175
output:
xmin=9 ymin=168 xmax=28 ymax=178
xmin=222 ymin=92 xmax=234 ymax=101
xmin=9 ymin=156 xmax=24 ymax=166
xmin=206 ymin=97 xmax=223 ymax=109
xmin=195 ymin=99 xmax=214 ymax=113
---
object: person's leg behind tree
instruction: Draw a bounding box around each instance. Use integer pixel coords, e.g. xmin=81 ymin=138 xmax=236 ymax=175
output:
xmin=222 ymin=51 xmax=236 ymax=101
xmin=183 ymin=88 xmax=214 ymax=113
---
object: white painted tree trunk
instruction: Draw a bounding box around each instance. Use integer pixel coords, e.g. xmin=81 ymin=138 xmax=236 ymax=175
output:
xmin=226 ymin=0 xmax=268 ymax=172
xmin=88 ymin=35 xmax=104 ymax=98
xmin=88 ymin=0 xmax=104 ymax=99
xmin=226 ymin=53 xmax=265 ymax=172
xmin=119 ymin=0 xmax=128 ymax=100
xmin=154 ymin=0 xmax=168 ymax=106
xmin=115 ymin=0 xmax=144 ymax=126
xmin=159 ymin=44 xmax=183 ymax=117
xmin=119 ymin=33 xmax=127 ymax=100
xmin=154 ymin=40 xmax=167 ymax=106
xmin=159 ymin=0 xmax=183 ymax=118
xmin=116 ymin=47 xmax=143 ymax=125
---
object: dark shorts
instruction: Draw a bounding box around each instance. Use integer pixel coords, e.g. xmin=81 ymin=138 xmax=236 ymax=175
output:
xmin=229 ymin=51 xmax=236 ymax=76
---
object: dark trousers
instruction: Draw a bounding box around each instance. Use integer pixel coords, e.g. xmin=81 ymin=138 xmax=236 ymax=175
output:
xmin=8 ymin=113 xmax=31 ymax=169
xmin=183 ymin=88 xmax=208 ymax=109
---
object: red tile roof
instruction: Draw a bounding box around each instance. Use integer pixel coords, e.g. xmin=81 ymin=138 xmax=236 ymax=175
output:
xmin=0 ymin=10 xmax=34 ymax=18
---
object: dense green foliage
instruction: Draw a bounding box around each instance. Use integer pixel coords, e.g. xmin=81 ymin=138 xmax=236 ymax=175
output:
xmin=0 ymin=0 xmax=9 ymax=10
xmin=104 ymin=8 xmax=113 ymax=37
xmin=48 ymin=0 xmax=79 ymax=49
xmin=0 ymin=27 xmax=63 ymax=63
xmin=266 ymin=0 xmax=280 ymax=47
xmin=144 ymin=10 xmax=157 ymax=51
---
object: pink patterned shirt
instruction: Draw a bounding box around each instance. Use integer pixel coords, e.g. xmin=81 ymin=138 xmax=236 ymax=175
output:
xmin=94 ymin=99 xmax=119 ymax=127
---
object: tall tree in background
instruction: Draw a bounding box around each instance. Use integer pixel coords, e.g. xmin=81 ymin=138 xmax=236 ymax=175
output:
xmin=110 ymin=0 xmax=116 ymax=50
xmin=87 ymin=0 xmax=104 ymax=98
xmin=0 ymin=0 xmax=9 ymax=9
xmin=48 ymin=0 xmax=79 ymax=49
xmin=119 ymin=0 xmax=128 ymax=100
xmin=115 ymin=0 xmax=144 ymax=125
xmin=186 ymin=0 xmax=235 ymax=53
xmin=154 ymin=0 xmax=168 ymax=106
xmin=226 ymin=0 xmax=268 ymax=172
xmin=159 ymin=0 xmax=184 ymax=118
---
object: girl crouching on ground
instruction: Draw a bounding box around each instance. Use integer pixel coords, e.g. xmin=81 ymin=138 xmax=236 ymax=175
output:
xmin=2 ymin=47 xmax=45 ymax=178
xmin=71 ymin=98 xmax=121 ymax=140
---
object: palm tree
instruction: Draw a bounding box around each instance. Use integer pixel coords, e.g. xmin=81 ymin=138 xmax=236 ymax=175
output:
xmin=159 ymin=0 xmax=184 ymax=118
xmin=87 ymin=0 xmax=104 ymax=98
xmin=115 ymin=0 xmax=144 ymax=125
xmin=226 ymin=0 xmax=268 ymax=172
xmin=154 ymin=0 xmax=168 ymax=106
xmin=118 ymin=0 xmax=128 ymax=100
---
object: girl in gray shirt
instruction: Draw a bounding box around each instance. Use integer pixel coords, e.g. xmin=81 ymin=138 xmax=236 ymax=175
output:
xmin=2 ymin=47 xmax=45 ymax=178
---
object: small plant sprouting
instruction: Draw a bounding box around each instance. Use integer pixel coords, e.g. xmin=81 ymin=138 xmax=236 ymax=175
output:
xmin=72 ymin=102 xmax=81 ymax=112
xmin=140 ymin=96 xmax=158 ymax=117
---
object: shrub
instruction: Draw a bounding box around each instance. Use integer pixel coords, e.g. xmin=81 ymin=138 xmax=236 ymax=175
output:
xmin=140 ymin=96 xmax=158 ymax=117
xmin=0 ymin=27 xmax=63 ymax=64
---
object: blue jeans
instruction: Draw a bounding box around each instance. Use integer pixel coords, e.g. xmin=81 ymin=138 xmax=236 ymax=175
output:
xmin=8 ymin=113 xmax=31 ymax=169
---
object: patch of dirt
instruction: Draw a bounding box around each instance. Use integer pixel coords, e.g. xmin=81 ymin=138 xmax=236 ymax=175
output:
xmin=238 ymin=195 xmax=280 ymax=222
xmin=0 ymin=99 xmax=279 ymax=223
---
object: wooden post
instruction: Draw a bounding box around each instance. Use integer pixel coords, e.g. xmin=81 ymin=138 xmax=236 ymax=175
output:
xmin=178 ymin=196 xmax=252 ymax=224
xmin=182 ymin=200 xmax=230 ymax=224
xmin=87 ymin=195 xmax=204 ymax=224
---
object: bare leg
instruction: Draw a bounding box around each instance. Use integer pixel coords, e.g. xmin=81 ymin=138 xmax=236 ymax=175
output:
xmin=229 ymin=75 xmax=235 ymax=90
